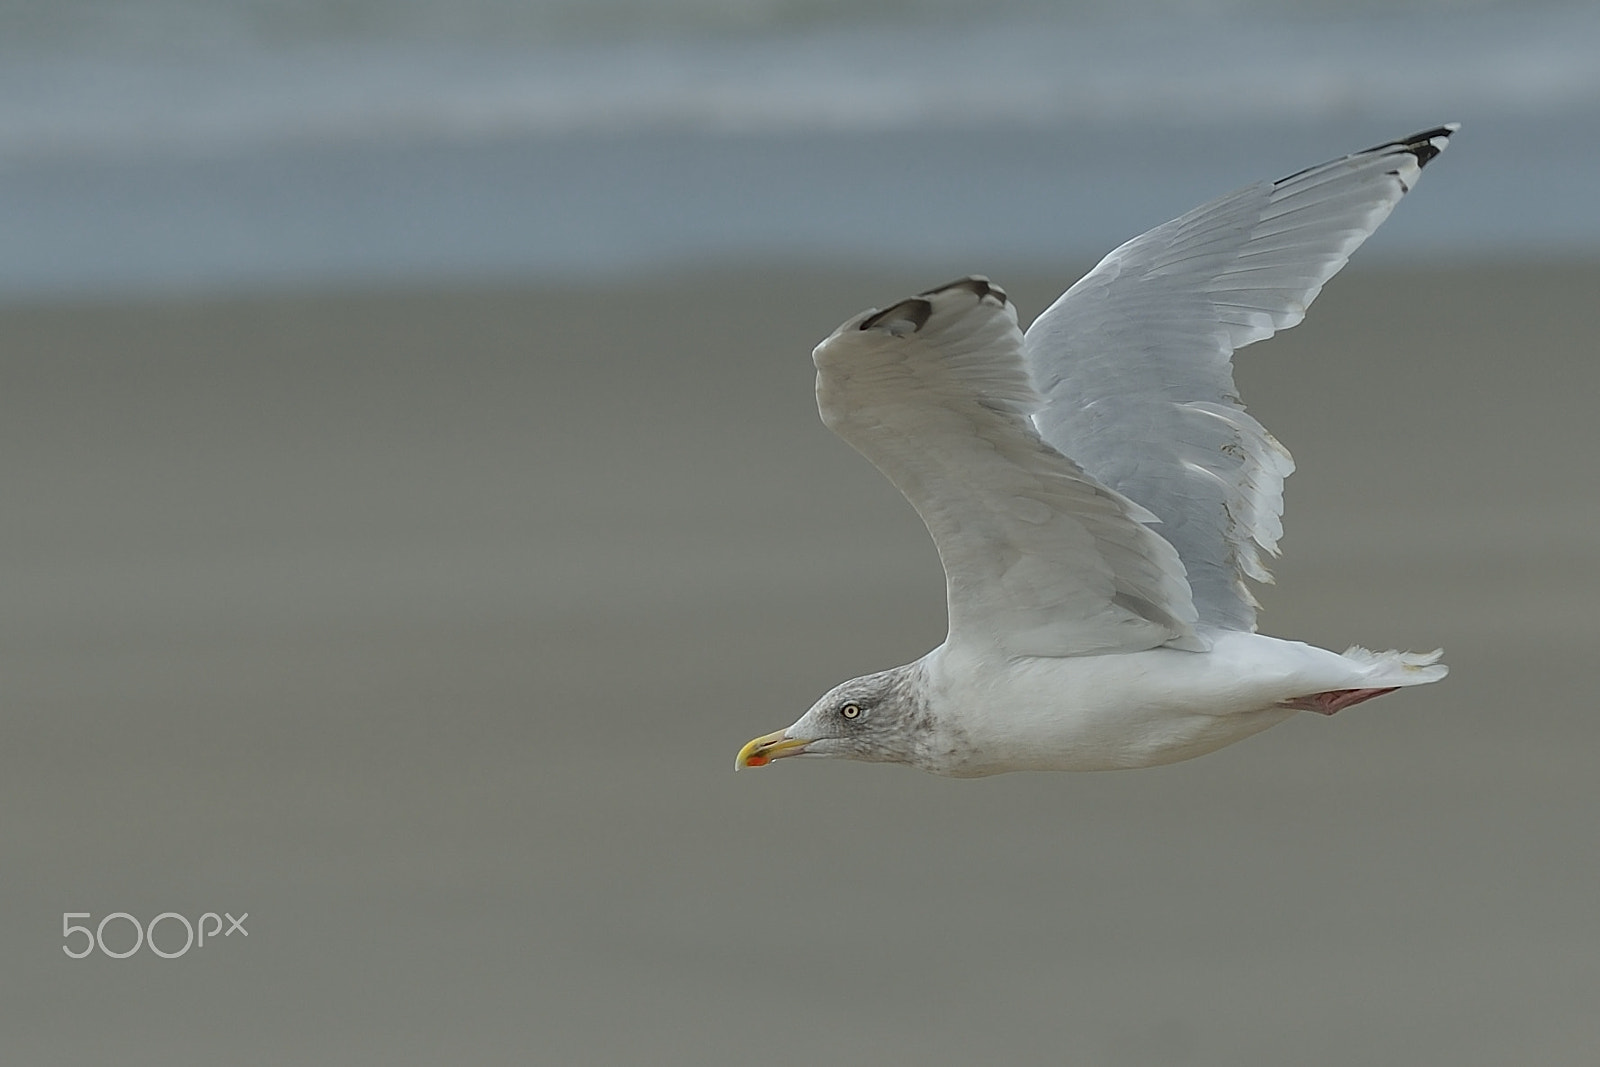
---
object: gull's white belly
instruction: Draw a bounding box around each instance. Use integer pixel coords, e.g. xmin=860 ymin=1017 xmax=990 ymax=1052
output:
xmin=921 ymin=631 xmax=1362 ymax=776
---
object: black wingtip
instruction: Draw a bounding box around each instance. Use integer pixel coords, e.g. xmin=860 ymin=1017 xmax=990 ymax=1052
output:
xmin=1366 ymin=123 xmax=1460 ymax=169
xmin=917 ymin=276 xmax=1009 ymax=305
xmin=859 ymin=297 xmax=933 ymax=333
xmin=859 ymin=276 xmax=1010 ymax=334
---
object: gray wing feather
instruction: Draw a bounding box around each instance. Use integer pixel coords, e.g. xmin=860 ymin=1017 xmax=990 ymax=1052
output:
xmin=815 ymin=278 xmax=1205 ymax=658
xmin=1023 ymin=125 xmax=1456 ymax=630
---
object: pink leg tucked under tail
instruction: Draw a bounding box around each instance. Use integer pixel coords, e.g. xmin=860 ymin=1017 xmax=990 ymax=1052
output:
xmin=1278 ymin=687 xmax=1400 ymax=716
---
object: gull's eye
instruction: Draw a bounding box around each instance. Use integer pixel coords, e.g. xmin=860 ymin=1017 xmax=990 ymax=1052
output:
xmin=840 ymin=702 xmax=862 ymax=720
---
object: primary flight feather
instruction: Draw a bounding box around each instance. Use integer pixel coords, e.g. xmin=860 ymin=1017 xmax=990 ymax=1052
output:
xmin=738 ymin=126 xmax=1454 ymax=777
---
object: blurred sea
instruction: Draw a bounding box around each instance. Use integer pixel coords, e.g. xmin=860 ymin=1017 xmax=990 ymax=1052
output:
xmin=4 ymin=0 xmax=1599 ymax=299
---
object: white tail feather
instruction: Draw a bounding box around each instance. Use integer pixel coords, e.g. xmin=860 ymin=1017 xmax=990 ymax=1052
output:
xmin=1340 ymin=645 xmax=1449 ymax=686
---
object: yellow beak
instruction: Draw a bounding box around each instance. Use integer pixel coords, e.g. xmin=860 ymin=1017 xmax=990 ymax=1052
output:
xmin=735 ymin=729 xmax=810 ymax=770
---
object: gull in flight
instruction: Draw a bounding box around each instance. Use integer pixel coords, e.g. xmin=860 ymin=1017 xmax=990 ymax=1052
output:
xmin=738 ymin=126 xmax=1455 ymax=777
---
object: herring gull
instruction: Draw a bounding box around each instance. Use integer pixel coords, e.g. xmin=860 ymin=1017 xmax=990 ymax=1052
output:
xmin=738 ymin=126 xmax=1455 ymax=777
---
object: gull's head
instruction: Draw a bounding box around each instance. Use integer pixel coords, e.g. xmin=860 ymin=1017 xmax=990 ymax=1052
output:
xmin=736 ymin=664 xmax=928 ymax=770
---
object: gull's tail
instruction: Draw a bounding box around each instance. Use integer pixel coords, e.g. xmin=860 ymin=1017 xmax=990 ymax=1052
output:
xmin=1339 ymin=645 xmax=1449 ymax=687
xmin=1277 ymin=646 xmax=1447 ymax=715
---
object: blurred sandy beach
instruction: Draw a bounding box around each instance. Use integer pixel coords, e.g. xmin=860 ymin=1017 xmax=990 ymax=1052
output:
xmin=4 ymin=258 xmax=1598 ymax=1063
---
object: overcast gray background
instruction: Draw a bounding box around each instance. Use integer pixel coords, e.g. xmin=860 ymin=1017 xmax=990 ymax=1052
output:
xmin=5 ymin=260 xmax=1597 ymax=1063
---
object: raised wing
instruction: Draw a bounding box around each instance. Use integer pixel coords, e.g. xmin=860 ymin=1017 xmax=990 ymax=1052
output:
xmin=1023 ymin=125 xmax=1457 ymax=631
xmin=814 ymin=277 xmax=1204 ymax=658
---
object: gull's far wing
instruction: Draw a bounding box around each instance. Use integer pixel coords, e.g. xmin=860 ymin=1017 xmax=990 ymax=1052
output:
xmin=1023 ymin=125 xmax=1457 ymax=632
xmin=814 ymin=277 xmax=1204 ymax=658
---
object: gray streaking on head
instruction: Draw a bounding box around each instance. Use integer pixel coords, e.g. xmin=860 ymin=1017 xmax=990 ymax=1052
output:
xmin=738 ymin=126 xmax=1454 ymax=777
